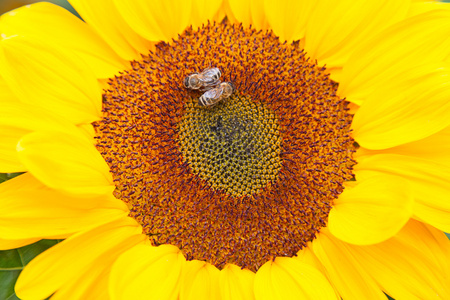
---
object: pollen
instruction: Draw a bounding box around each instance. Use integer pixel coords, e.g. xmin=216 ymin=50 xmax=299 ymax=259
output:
xmin=93 ymin=22 xmax=356 ymax=272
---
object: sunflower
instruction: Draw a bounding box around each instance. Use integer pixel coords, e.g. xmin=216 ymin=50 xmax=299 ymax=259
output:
xmin=1 ymin=0 xmax=450 ymax=299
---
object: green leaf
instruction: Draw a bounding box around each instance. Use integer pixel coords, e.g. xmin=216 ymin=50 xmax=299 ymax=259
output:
xmin=0 ymin=173 xmax=23 ymax=184
xmin=0 ymin=240 xmax=62 ymax=300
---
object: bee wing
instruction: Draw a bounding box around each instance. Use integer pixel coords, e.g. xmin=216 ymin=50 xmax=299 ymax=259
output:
xmin=200 ymin=68 xmax=221 ymax=85
xmin=203 ymin=85 xmax=224 ymax=99
xmin=200 ymin=67 xmax=216 ymax=75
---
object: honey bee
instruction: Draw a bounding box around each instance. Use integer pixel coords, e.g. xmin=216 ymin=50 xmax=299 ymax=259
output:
xmin=183 ymin=67 xmax=222 ymax=90
xmin=198 ymin=82 xmax=235 ymax=107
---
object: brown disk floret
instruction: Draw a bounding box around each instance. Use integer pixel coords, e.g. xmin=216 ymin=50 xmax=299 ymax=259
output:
xmin=94 ymin=22 xmax=355 ymax=272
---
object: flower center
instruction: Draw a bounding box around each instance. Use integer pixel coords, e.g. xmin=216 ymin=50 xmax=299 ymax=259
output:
xmin=94 ymin=22 xmax=356 ymax=271
xmin=179 ymin=94 xmax=281 ymax=197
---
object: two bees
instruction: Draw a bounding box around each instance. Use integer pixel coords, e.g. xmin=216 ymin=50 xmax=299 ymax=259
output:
xmin=184 ymin=67 xmax=235 ymax=107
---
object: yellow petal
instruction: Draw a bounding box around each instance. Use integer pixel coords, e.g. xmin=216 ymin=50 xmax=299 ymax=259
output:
xmin=213 ymin=0 xmax=228 ymax=23
xmin=227 ymin=0 xmax=269 ymax=30
xmin=77 ymin=123 xmax=97 ymax=142
xmin=51 ymin=264 xmax=111 ymax=300
xmin=408 ymin=1 xmax=450 ymax=17
xmin=352 ymin=62 xmax=450 ymax=150
xmin=180 ymin=260 xmax=220 ymax=300
xmin=294 ymin=245 xmax=346 ymax=298
xmin=305 ymin=0 xmax=410 ymax=71
xmin=0 ymin=35 xmax=101 ymax=125
xmin=328 ymin=175 xmax=413 ymax=245
xmin=1 ymin=172 xmax=123 ymax=210
xmin=51 ymin=236 xmax=146 ymax=300
xmin=356 ymin=125 xmax=450 ymax=168
xmin=219 ymin=264 xmax=255 ymax=300
xmin=345 ymin=220 xmax=450 ymax=299
xmin=15 ymin=217 xmax=143 ymax=300
xmin=311 ymin=230 xmax=389 ymax=300
xmin=113 ymin=0 xmax=193 ymax=42
xmin=222 ymin=0 xmax=239 ymax=24
xmin=1 ymin=131 xmax=25 ymax=172
xmin=355 ymin=154 xmax=450 ymax=233
xmin=190 ymin=0 xmax=224 ymax=29
xmin=0 ymin=173 xmax=127 ymax=239
xmin=254 ymin=257 xmax=338 ymax=300
xmin=17 ymin=131 xmax=114 ymax=196
xmin=0 ymin=237 xmax=40 ymax=250
xmin=0 ymin=102 xmax=84 ymax=173
xmin=0 ymin=203 xmax=127 ymax=240
xmin=109 ymin=244 xmax=185 ymax=300
xmin=401 ymin=219 xmax=450 ymax=276
xmin=263 ymin=0 xmax=316 ymax=42
xmin=0 ymin=73 xmax=17 ymax=103
xmin=0 ymin=2 xmax=127 ymax=79
xmin=69 ymin=0 xmax=153 ymax=60
xmin=339 ymin=8 xmax=450 ymax=105
xmin=295 ymin=246 xmax=324 ymax=273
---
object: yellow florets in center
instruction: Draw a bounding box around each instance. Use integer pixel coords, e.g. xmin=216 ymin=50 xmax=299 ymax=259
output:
xmin=179 ymin=93 xmax=281 ymax=197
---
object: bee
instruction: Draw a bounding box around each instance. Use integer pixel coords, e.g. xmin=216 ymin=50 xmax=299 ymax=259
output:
xmin=183 ymin=67 xmax=222 ymax=90
xmin=198 ymin=82 xmax=235 ymax=107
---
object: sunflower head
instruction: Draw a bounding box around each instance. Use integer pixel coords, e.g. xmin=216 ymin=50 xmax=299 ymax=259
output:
xmin=94 ymin=22 xmax=355 ymax=271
